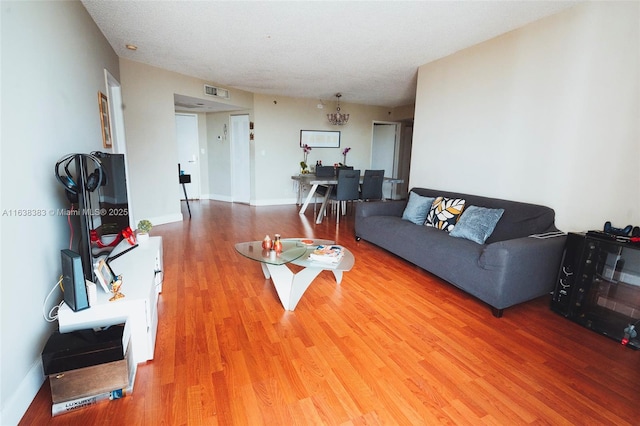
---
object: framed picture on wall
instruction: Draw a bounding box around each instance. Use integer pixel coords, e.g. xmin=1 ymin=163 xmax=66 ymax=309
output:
xmin=300 ymin=130 xmax=340 ymax=148
xmin=98 ymin=92 xmax=112 ymax=148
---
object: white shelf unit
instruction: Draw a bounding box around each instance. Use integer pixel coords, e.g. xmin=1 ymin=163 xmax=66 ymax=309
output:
xmin=57 ymin=237 xmax=164 ymax=365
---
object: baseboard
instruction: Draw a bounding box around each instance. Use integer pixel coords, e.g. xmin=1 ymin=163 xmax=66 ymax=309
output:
xmin=251 ymin=198 xmax=298 ymax=206
xmin=205 ymin=194 xmax=233 ymax=202
xmin=181 ymin=195 xmax=302 ymax=206
xmin=142 ymin=213 xmax=182 ymax=227
xmin=1 ymin=359 xmax=45 ymax=426
xmin=203 ymin=194 xmax=298 ymax=206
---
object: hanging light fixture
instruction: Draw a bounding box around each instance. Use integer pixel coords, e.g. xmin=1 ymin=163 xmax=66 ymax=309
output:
xmin=327 ymin=93 xmax=349 ymax=125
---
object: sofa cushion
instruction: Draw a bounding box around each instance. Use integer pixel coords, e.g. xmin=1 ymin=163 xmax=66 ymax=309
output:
xmin=402 ymin=191 xmax=435 ymax=225
xmin=410 ymin=188 xmax=558 ymax=243
xmin=450 ymin=205 xmax=504 ymax=244
xmin=425 ymin=197 xmax=466 ymax=232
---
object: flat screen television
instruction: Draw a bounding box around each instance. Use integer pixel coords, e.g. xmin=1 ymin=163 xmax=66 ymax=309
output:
xmin=56 ymin=152 xmax=132 ymax=283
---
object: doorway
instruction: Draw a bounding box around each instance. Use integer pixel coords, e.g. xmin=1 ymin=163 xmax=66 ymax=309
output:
xmin=230 ymin=114 xmax=250 ymax=203
xmin=175 ymin=113 xmax=201 ymax=200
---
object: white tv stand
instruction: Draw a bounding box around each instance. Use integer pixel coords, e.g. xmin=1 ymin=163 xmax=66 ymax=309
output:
xmin=57 ymin=237 xmax=163 ymax=365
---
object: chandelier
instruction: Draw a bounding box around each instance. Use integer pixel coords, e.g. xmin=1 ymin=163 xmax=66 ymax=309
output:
xmin=327 ymin=93 xmax=349 ymax=125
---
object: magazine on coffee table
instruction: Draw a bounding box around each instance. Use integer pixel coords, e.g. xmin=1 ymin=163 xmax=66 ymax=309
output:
xmin=309 ymin=245 xmax=344 ymax=263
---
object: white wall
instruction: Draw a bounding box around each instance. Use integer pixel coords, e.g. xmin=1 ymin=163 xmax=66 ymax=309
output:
xmin=252 ymin=94 xmax=391 ymax=205
xmin=119 ymin=61 xmax=394 ymax=207
xmin=119 ymin=59 xmax=254 ymax=223
xmin=0 ymin=2 xmax=119 ymax=423
xmin=411 ymin=2 xmax=639 ymax=232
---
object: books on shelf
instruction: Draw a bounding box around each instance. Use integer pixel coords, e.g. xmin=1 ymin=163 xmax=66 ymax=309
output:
xmin=309 ymin=245 xmax=344 ymax=263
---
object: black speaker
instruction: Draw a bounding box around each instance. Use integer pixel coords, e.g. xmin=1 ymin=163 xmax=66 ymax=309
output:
xmin=61 ymin=249 xmax=89 ymax=312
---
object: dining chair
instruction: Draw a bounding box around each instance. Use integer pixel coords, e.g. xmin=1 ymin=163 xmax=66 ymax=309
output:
xmin=335 ymin=165 xmax=354 ymax=176
xmin=328 ymin=169 xmax=361 ymax=224
xmin=360 ymin=169 xmax=385 ymax=201
xmin=313 ymin=166 xmax=335 ymax=214
xmin=315 ymin=166 xmax=336 ymax=178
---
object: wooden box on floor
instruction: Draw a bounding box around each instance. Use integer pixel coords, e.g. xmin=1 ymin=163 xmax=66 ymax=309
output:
xmin=49 ymin=340 xmax=133 ymax=404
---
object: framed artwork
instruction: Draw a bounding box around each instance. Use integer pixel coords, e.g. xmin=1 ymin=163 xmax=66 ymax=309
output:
xmin=94 ymin=259 xmax=115 ymax=293
xmin=98 ymin=92 xmax=112 ymax=148
xmin=300 ymin=130 xmax=340 ymax=148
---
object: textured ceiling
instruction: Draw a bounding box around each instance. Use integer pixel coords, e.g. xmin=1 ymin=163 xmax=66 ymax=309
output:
xmin=82 ymin=1 xmax=580 ymax=109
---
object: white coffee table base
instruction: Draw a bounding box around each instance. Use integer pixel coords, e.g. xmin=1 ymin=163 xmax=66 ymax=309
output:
xmin=261 ymin=263 xmax=344 ymax=311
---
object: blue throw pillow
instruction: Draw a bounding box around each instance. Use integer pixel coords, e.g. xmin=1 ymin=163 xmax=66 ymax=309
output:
xmin=449 ymin=205 xmax=504 ymax=244
xmin=402 ymin=192 xmax=435 ymax=225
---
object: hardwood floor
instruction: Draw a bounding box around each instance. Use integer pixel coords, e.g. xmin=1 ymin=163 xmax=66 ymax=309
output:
xmin=21 ymin=200 xmax=640 ymax=425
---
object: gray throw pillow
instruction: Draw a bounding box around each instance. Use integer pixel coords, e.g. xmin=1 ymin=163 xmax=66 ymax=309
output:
xmin=402 ymin=192 xmax=435 ymax=225
xmin=449 ymin=205 xmax=504 ymax=244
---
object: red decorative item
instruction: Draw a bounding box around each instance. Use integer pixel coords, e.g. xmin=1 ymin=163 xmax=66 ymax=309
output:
xmin=273 ymin=234 xmax=282 ymax=253
xmin=262 ymin=235 xmax=272 ymax=250
xmin=121 ymin=226 xmax=136 ymax=245
xmin=90 ymin=229 xmax=122 ymax=248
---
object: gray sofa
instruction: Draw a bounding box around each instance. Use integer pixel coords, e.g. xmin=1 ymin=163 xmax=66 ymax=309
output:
xmin=354 ymin=188 xmax=566 ymax=317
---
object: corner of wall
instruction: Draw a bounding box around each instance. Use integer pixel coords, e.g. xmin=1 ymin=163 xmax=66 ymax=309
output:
xmin=1 ymin=360 xmax=45 ymax=426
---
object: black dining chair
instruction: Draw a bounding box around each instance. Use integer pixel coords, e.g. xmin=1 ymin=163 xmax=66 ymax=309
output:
xmin=360 ymin=169 xmax=385 ymax=201
xmin=328 ymin=168 xmax=361 ymax=224
xmin=313 ymin=166 xmax=335 ymax=214
xmin=315 ymin=166 xmax=336 ymax=178
xmin=335 ymin=165 xmax=354 ymax=176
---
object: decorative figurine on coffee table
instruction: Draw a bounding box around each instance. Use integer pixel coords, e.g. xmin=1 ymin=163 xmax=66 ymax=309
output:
xmin=262 ymin=235 xmax=272 ymax=250
xmin=273 ymin=234 xmax=283 ymax=253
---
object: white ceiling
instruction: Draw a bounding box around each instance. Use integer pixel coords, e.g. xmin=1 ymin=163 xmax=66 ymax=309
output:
xmin=82 ymin=1 xmax=581 ymax=111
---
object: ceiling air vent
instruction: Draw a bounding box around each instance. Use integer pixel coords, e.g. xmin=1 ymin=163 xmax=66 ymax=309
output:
xmin=204 ymin=84 xmax=229 ymax=99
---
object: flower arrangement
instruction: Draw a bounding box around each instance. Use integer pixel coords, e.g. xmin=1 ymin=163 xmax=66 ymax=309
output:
xmin=342 ymin=147 xmax=351 ymax=165
xmin=300 ymin=144 xmax=312 ymax=172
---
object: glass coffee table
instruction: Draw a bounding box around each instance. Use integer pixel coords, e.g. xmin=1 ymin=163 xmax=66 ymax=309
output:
xmin=234 ymin=238 xmax=355 ymax=310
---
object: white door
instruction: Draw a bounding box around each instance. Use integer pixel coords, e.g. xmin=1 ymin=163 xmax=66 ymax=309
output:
xmin=176 ymin=113 xmax=201 ymax=200
xmin=371 ymin=122 xmax=400 ymax=199
xmin=230 ymin=114 xmax=250 ymax=203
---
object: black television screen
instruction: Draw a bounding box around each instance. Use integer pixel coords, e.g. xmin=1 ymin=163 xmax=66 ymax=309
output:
xmin=93 ymin=152 xmax=130 ymax=235
xmin=58 ymin=152 xmax=131 ymax=283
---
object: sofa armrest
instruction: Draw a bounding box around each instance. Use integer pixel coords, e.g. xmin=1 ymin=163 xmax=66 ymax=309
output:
xmin=478 ymin=234 xmax=566 ymax=308
xmin=355 ymin=200 xmax=406 ymax=219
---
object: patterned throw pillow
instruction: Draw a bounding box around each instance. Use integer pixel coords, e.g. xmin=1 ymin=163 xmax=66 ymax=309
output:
xmin=425 ymin=197 xmax=466 ymax=231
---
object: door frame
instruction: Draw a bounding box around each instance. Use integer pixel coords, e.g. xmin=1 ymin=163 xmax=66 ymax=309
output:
xmin=104 ymin=69 xmax=133 ymax=228
xmin=371 ymin=121 xmax=401 ymax=199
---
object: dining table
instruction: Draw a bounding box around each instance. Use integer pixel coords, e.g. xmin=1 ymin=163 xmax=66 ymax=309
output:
xmin=291 ymin=173 xmax=404 ymax=224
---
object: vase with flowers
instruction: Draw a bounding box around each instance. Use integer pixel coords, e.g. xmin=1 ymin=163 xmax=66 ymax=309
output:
xmin=300 ymin=143 xmax=312 ymax=173
xmin=341 ymin=147 xmax=351 ymax=166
